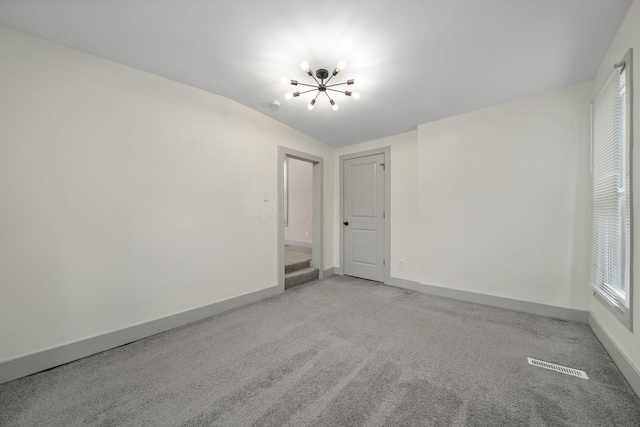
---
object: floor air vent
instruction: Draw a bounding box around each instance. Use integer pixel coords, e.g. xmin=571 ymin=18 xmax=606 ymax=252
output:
xmin=527 ymin=357 xmax=589 ymax=380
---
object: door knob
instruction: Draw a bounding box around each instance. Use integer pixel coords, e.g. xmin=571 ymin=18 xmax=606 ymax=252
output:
xmin=343 ymin=221 xmax=349 ymax=226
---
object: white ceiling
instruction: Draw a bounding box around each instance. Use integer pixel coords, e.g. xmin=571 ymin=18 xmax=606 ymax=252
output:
xmin=0 ymin=0 xmax=632 ymax=147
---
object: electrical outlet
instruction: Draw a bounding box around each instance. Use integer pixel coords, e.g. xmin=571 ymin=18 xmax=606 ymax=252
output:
xmin=398 ymin=259 xmax=404 ymax=269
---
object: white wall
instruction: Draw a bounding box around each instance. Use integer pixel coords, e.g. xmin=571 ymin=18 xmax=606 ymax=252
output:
xmin=418 ymin=82 xmax=592 ymax=310
xmin=335 ymin=84 xmax=591 ymax=312
xmin=590 ymin=0 xmax=640 ymax=377
xmin=285 ymin=158 xmax=313 ymax=245
xmin=0 ymin=26 xmax=334 ymax=363
xmin=334 ymin=83 xmax=593 ymax=310
xmin=335 ymin=131 xmax=420 ymax=282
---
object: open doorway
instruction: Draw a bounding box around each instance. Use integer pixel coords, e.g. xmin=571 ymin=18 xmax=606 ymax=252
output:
xmin=285 ymin=157 xmax=313 ymax=248
xmin=277 ymin=147 xmax=323 ymax=291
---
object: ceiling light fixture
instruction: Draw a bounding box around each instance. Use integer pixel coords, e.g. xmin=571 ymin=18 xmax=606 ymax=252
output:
xmin=283 ymin=60 xmax=360 ymax=111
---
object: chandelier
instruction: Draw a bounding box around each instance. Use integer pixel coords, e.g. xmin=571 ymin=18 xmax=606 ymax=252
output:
xmin=282 ymin=60 xmax=360 ymax=111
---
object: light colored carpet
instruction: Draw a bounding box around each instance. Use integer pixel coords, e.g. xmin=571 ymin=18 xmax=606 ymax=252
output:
xmin=1 ymin=276 xmax=639 ymax=426
xmin=285 ymin=244 xmax=312 ymax=266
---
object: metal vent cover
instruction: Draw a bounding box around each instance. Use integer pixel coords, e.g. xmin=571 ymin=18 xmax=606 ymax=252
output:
xmin=528 ymin=357 xmax=589 ymax=380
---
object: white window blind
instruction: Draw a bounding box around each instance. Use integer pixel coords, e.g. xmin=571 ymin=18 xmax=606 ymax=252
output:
xmin=591 ymin=48 xmax=633 ymax=327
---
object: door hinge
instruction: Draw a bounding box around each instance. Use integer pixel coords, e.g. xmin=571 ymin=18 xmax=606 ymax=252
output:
xmin=383 ymin=211 xmax=386 ymax=218
xmin=383 ymin=259 xmax=386 ymax=266
xmin=380 ymin=163 xmax=385 ymax=170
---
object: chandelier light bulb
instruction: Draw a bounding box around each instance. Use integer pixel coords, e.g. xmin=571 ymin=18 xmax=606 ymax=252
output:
xmin=333 ymin=60 xmax=347 ymax=76
xmin=284 ymin=92 xmax=293 ymax=100
xmin=308 ymin=100 xmax=315 ymax=110
xmin=330 ymin=99 xmax=339 ymax=111
xmin=300 ymin=60 xmax=312 ymax=75
xmin=352 ymin=92 xmax=361 ymax=100
xmin=280 ymin=77 xmax=289 ymax=85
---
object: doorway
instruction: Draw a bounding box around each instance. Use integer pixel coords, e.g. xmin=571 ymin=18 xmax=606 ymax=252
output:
xmin=277 ymin=147 xmax=324 ymax=292
xmin=339 ymin=147 xmax=390 ymax=283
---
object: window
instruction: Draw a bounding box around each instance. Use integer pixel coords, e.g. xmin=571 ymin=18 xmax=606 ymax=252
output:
xmin=591 ymin=48 xmax=633 ymax=330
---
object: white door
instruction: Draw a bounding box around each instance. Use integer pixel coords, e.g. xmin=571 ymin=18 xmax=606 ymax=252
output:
xmin=343 ymin=153 xmax=385 ymax=281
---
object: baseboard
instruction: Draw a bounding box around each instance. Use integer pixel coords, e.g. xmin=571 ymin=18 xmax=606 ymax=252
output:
xmin=284 ymin=240 xmax=312 ymax=248
xmin=323 ymin=268 xmax=335 ymax=277
xmin=588 ymin=313 xmax=640 ymax=398
xmin=386 ymin=277 xmax=589 ymax=323
xmin=0 ymin=285 xmax=282 ymax=385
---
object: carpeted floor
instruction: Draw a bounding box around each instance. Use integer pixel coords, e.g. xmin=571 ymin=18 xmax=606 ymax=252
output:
xmin=1 ymin=276 xmax=639 ymax=426
xmin=285 ymin=244 xmax=312 ymax=266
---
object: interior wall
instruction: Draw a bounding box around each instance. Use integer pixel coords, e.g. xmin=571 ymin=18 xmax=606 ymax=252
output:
xmin=0 ymin=25 xmax=334 ymax=363
xmin=334 ymin=131 xmax=420 ymax=282
xmin=589 ymin=0 xmax=640 ymax=377
xmin=335 ymin=83 xmax=591 ymax=312
xmin=285 ymin=158 xmax=313 ymax=245
xmin=417 ymin=82 xmax=592 ymax=310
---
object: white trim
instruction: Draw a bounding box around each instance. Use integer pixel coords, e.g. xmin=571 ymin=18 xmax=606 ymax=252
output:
xmin=0 ymin=285 xmax=281 ymax=384
xmin=386 ymin=276 xmax=589 ymax=323
xmin=589 ymin=313 xmax=640 ymax=398
xmin=594 ymin=291 xmax=633 ymax=332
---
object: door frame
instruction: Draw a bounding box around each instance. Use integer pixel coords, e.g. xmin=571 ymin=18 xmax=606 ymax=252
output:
xmin=277 ymin=146 xmax=324 ymax=292
xmin=338 ymin=146 xmax=391 ymax=283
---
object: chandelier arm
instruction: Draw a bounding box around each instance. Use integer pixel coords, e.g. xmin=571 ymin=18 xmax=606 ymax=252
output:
xmin=310 ymin=74 xmax=321 ymax=86
xmin=324 ymin=74 xmax=336 ymax=85
xmin=323 ymin=91 xmax=333 ymax=101
xmin=325 ymin=82 xmax=349 ymax=88
xmin=297 ymin=89 xmax=319 ymax=95
xmin=296 ymin=82 xmax=318 ymax=89
xmin=326 ymin=88 xmax=347 ymax=94
xmin=313 ymin=91 xmax=321 ymax=101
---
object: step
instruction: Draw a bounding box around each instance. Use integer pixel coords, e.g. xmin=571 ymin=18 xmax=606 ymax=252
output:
xmin=285 ymin=267 xmax=319 ymax=290
xmin=285 ymin=259 xmax=310 ymax=274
